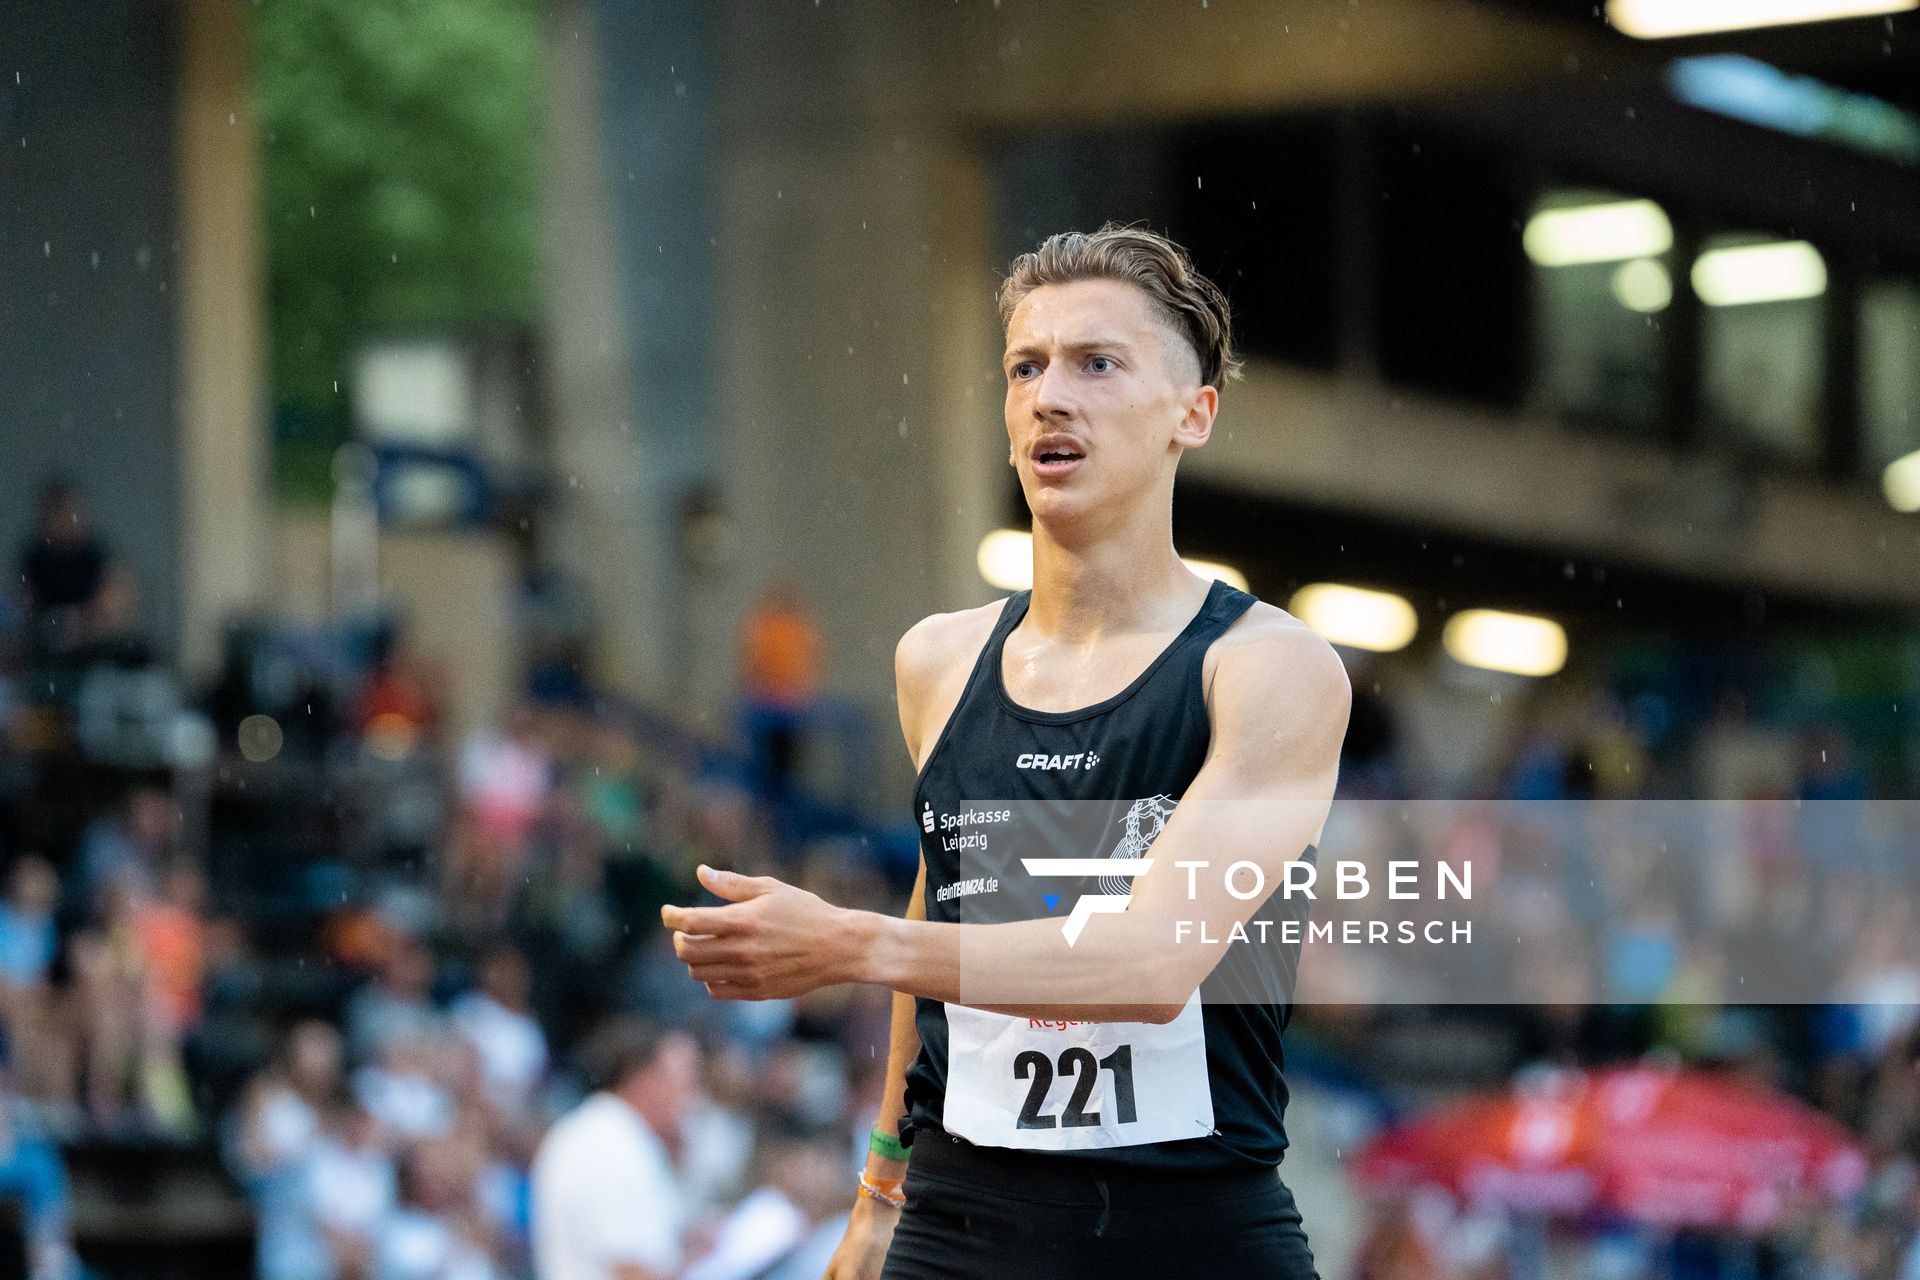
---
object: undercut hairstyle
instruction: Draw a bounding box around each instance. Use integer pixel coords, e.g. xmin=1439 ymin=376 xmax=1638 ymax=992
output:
xmin=996 ymin=223 xmax=1243 ymax=389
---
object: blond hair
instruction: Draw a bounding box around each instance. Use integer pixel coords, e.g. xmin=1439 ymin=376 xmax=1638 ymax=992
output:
xmin=996 ymin=223 xmax=1242 ymax=388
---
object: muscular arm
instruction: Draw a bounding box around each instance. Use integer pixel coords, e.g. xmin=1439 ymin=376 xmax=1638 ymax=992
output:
xmin=666 ymin=619 xmax=1351 ymax=1023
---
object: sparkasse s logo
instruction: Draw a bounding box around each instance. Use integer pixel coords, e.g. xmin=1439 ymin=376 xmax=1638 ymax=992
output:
xmin=1015 ymin=751 xmax=1101 ymax=771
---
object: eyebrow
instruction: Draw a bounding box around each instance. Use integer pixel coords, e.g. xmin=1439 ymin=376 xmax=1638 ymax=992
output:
xmin=1002 ymin=339 xmax=1138 ymax=365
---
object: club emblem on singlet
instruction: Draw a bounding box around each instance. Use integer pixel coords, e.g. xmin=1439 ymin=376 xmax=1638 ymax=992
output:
xmin=1098 ymin=794 xmax=1176 ymax=896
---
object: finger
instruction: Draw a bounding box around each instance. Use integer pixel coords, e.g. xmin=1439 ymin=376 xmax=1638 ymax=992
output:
xmin=661 ymin=903 xmax=744 ymax=936
xmin=674 ymin=933 xmax=744 ymax=965
xmin=688 ymin=964 xmax=749 ymax=985
xmin=697 ymin=863 xmax=781 ymax=903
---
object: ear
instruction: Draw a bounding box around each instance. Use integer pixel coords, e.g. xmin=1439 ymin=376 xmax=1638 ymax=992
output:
xmin=1173 ymin=385 xmax=1217 ymax=450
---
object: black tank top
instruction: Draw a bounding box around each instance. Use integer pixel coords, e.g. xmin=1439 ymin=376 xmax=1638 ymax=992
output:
xmin=902 ymin=577 xmax=1315 ymax=1173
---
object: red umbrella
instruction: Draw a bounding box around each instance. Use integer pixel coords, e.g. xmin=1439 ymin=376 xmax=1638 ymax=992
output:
xmin=1353 ymin=1064 xmax=1868 ymax=1232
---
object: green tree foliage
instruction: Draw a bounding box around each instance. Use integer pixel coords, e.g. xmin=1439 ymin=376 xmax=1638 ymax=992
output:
xmin=252 ymin=0 xmax=541 ymax=502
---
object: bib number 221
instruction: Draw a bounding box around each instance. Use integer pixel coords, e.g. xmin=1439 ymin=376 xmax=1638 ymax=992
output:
xmin=1014 ymin=1044 xmax=1137 ymax=1129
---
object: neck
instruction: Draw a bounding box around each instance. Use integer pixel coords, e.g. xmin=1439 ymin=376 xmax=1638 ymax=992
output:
xmin=1026 ymin=503 xmax=1205 ymax=641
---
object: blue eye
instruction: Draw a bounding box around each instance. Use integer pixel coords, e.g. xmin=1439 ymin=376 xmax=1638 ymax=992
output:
xmin=1088 ymin=356 xmax=1115 ymax=373
xmin=1011 ymin=362 xmax=1039 ymax=380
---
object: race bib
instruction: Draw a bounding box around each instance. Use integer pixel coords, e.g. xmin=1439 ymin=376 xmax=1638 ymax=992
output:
xmin=943 ymin=993 xmax=1215 ymax=1151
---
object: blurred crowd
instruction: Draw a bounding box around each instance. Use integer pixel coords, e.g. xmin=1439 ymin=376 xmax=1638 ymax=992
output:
xmin=0 ymin=480 xmax=1915 ymax=1279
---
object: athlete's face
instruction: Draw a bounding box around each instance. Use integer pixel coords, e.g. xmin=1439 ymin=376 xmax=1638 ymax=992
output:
xmin=1002 ymin=279 xmax=1216 ymax=522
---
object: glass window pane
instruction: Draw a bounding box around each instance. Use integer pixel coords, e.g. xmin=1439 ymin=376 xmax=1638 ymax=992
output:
xmin=1862 ymin=279 xmax=1920 ymax=473
xmin=1697 ymin=234 xmax=1827 ymax=462
xmin=1526 ymin=190 xmax=1667 ymax=438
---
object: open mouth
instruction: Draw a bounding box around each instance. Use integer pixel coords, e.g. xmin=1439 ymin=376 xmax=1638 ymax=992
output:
xmin=1031 ymin=437 xmax=1086 ymax=473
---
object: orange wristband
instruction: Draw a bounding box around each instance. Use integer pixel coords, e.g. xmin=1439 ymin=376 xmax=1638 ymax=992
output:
xmin=858 ymin=1172 xmax=906 ymax=1209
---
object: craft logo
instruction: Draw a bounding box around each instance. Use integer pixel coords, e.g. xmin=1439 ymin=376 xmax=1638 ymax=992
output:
xmin=1015 ymin=751 xmax=1101 ymax=771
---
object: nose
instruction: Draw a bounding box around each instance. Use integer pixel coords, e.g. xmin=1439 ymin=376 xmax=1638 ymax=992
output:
xmin=1031 ymin=360 xmax=1075 ymax=420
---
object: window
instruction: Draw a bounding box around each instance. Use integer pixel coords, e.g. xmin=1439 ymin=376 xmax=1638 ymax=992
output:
xmin=1524 ymin=190 xmax=1670 ymax=438
xmin=1697 ymin=234 xmax=1828 ymax=462
xmin=1862 ymin=279 xmax=1920 ymax=475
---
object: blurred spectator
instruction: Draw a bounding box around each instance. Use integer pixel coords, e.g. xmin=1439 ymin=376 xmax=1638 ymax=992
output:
xmin=0 ymin=856 xmax=59 ymax=993
xmin=0 ymin=857 xmax=70 ymax=1109
xmin=449 ymin=942 xmax=547 ymax=1112
xmin=0 ymin=1066 xmax=76 ymax=1280
xmin=374 ymin=1135 xmax=500 ymax=1280
xmin=447 ymin=706 xmax=553 ymax=929
xmin=346 ymin=935 xmax=445 ymax=1064
xmin=738 ymin=579 xmax=822 ymax=801
xmin=531 ymin=1019 xmax=702 ymax=1280
xmin=74 ymin=786 xmax=178 ymax=916
xmin=231 ymin=1022 xmax=348 ymax=1280
xmin=16 ymin=482 xmax=109 ymax=664
xmin=306 ymin=1100 xmax=396 ymax=1280
xmin=68 ymin=863 xmax=199 ymax=1132
xmin=352 ymin=1037 xmax=457 ymax=1144
xmin=681 ymin=1134 xmax=851 ymax=1280
xmin=354 ymin=627 xmax=443 ymax=763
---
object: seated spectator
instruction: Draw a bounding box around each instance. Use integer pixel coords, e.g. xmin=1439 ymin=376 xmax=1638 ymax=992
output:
xmin=307 ymin=1101 xmax=398 ymax=1280
xmin=74 ymin=786 xmax=178 ymax=917
xmin=67 ymin=858 xmax=204 ymax=1132
xmin=231 ymin=1022 xmax=347 ymax=1280
xmin=353 ymin=1037 xmax=456 ymax=1143
xmin=0 ymin=857 xmax=71 ymax=1110
xmin=449 ymin=943 xmax=547 ymax=1111
xmin=0 ymin=1059 xmax=76 ymax=1280
xmin=346 ymin=935 xmax=444 ymax=1064
xmin=375 ymin=1136 xmax=500 ymax=1280
xmin=446 ymin=706 xmax=553 ymax=930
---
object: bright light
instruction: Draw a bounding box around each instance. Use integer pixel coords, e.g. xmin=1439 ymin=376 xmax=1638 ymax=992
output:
xmin=1884 ymin=450 xmax=1920 ymax=513
xmin=1185 ymin=558 xmax=1250 ymax=592
xmin=976 ymin=530 xmax=1248 ymax=593
xmin=237 ymin=714 xmax=284 ymax=763
xmin=1443 ymin=610 xmax=1568 ymax=677
xmin=1669 ymin=56 xmax=1920 ymax=166
xmin=1610 ymin=0 xmax=1915 ymax=38
xmin=1612 ymin=259 xmax=1674 ymax=312
xmin=1288 ymin=584 xmax=1418 ymax=653
xmin=977 ymin=530 xmax=1035 ymax=591
xmin=1523 ymin=200 xmax=1672 ymax=267
xmin=1691 ymin=241 xmax=1827 ymax=306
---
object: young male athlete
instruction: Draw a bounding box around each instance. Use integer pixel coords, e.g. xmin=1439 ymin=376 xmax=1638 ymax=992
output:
xmin=662 ymin=225 xmax=1350 ymax=1279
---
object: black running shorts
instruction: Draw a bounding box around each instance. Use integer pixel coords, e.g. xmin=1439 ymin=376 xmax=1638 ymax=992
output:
xmin=879 ymin=1133 xmax=1320 ymax=1280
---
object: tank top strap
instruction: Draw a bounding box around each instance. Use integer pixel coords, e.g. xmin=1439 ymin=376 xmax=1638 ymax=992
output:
xmin=953 ymin=590 xmax=1032 ymax=707
xmin=1191 ymin=580 xmax=1259 ymax=644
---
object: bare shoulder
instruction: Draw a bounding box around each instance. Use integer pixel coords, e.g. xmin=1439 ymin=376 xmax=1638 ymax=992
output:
xmin=1206 ymin=598 xmax=1352 ymax=754
xmin=894 ymin=601 xmax=1007 ymax=765
xmin=895 ymin=600 xmax=1005 ymax=691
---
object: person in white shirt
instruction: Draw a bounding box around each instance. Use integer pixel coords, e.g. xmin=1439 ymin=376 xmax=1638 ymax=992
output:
xmin=531 ymin=1021 xmax=702 ymax=1280
xmin=450 ymin=943 xmax=548 ymax=1109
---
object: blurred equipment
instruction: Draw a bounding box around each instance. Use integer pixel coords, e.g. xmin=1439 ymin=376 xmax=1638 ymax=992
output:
xmin=1354 ymin=1063 xmax=1867 ymax=1231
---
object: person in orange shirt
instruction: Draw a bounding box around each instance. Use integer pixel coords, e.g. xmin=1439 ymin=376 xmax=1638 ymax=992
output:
xmin=738 ymin=579 xmax=824 ymax=801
